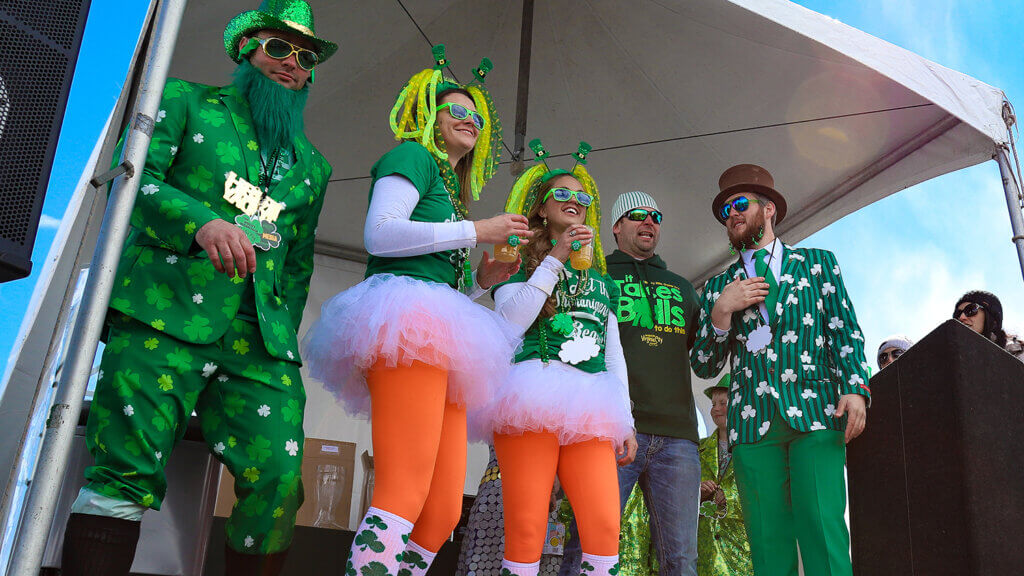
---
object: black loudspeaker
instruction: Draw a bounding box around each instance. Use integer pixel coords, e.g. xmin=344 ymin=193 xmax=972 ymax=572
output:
xmin=0 ymin=1 xmax=91 ymax=282
xmin=847 ymin=319 xmax=1024 ymax=575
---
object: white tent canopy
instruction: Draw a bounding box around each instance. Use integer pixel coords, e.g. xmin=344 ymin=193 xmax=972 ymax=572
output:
xmin=167 ymin=0 xmax=1010 ymax=283
xmin=2 ymin=0 xmax=1019 ymax=557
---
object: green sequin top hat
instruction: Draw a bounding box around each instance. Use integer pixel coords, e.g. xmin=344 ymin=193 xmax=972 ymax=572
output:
xmin=224 ymin=0 xmax=338 ymax=63
xmin=703 ymin=373 xmax=731 ymax=399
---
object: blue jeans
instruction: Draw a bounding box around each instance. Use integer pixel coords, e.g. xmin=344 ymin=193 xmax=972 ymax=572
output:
xmin=558 ymin=433 xmax=700 ymax=576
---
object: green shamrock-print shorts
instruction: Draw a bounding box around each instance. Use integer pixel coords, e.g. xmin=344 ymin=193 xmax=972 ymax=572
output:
xmin=84 ymin=315 xmax=306 ymax=554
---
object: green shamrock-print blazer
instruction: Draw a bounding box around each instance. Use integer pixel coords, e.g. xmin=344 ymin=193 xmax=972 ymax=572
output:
xmin=106 ymin=78 xmax=332 ymax=363
xmin=690 ymin=246 xmax=870 ymax=446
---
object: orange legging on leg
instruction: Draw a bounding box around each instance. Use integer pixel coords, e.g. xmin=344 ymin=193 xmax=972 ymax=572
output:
xmin=495 ymin=431 xmax=621 ymax=563
xmin=367 ymin=361 xmax=467 ymax=552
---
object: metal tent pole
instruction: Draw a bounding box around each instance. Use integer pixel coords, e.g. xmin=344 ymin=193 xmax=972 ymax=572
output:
xmin=509 ymin=0 xmax=535 ymax=177
xmin=6 ymin=0 xmax=187 ymax=573
xmin=995 ymin=148 xmax=1024 ymax=284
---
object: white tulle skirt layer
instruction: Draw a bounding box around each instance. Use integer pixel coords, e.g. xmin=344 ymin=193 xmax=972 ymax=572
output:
xmin=475 ymin=359 xmax=634 ymax=445
xmin=301 ymin=274 xmax=521 ymax=416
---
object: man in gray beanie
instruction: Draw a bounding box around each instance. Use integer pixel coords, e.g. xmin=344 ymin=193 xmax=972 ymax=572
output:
xmin=560 ymin=191 xmax=702 ymax=576
xmin=877 ymin=335 xmax=914 ymax=370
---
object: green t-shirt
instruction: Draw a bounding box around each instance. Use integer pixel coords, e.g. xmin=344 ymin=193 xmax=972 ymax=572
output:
xmin=363 ymin=142 xmax=464 ymax=288
xmin=505 ymin=264 xmax=621 ymax=374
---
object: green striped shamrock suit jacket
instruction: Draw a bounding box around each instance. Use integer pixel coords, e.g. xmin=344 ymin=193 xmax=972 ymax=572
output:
xmin=106 ymin=78 xmax=331 ymax=363
xmin=690 ymin=245 xmax=871 ymax=446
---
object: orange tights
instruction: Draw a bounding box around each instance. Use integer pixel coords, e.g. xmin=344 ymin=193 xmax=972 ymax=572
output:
xmin=366 ymin=361 xmax=466 ymax=552
xmin=494 ymin=431 xmax=621 ymax=563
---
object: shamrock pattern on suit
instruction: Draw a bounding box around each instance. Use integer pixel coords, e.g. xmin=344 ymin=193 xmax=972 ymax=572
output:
xmin=690 ymin=246 xmax=870 ymax=446
xmin=107 ymin=78 xmax=331 ymax=363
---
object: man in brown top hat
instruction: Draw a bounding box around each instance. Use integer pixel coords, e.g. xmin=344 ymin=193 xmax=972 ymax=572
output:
xmin=690 ymin=164 xmax=870 ymax=576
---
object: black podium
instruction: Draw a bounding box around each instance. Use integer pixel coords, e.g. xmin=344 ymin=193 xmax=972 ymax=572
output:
xmin=848 ymin=320 xmax=1024 ymax=575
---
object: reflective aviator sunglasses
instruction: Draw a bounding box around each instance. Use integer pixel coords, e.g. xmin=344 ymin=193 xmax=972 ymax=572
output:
xmin=543 ymin=187 xmax=593 ymax=207
xmin=437 ymin=102 xmax=486 ymax=130
xmin=625 ymin=208 xmax=663 ymax=224
xmin=719 ymin=195 xmax=761 ymax=220
xmin=254 ymin=37 xmax=319 ymax=70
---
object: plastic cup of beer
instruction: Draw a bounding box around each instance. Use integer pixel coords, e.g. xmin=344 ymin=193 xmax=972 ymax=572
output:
xmin=569 ymin=226 xmax=594 ymax=270
xmin=494 ymin=213 xmax=521 ymax=263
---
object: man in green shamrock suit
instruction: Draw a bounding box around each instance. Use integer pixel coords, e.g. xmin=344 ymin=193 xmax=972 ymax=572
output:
xmin=60 ymin=2 xmax=335 ymax=575
xmin=690 ymin=164 xmax=870 ymax=576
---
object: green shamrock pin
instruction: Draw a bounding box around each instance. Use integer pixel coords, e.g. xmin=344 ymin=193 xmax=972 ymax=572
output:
xmin=234 ymin=214 xmax=281 ymax=251
xmin=550 ymin=313 xmax=574 ymax=336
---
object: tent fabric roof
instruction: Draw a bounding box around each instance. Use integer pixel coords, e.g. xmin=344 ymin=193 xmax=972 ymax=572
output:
xmin=166 ymin=0 xmax=1008 ymax=283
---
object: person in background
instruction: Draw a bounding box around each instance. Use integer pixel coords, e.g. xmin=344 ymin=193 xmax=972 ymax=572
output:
xmin=954 ymin=290 xmax=1024 ymax=362
xmin=616 ymin=374 xmax=754 ymax=576
xmin=876 ymin=335 xmax=914 ymax=371
xmin=697 ymin=375 xmax=753 ymax=576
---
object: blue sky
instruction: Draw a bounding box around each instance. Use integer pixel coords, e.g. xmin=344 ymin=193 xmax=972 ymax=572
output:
xmin=1 ymin=0 xmax=1022 ymax=378
xmin=0 ymin=0 xmax=150 ymax=371
xmin=798 ymin=0 xmax=1024 ymax=366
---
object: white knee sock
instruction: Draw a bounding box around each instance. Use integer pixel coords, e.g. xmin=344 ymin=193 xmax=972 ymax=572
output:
xmin=581 ymin=552 xmax=619 ymax=575
xmin=346 ymin=507 xmax=413 ymax=576
xmin=397 ymin=540 xmax=436 ymax=576
xmin=501 ymin=558 xmax=540 ymax=576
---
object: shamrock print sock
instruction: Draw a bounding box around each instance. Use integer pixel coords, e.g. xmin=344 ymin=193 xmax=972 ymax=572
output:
xmin=500 ymin=558 xmax=540 ymax=576
xmin=580 ymin=552 xmax=619 ymax=576
xmin=396 ymin=540 xmax=436 ymax=576
xmin=345 ymin=507 xmax=412 ymax=576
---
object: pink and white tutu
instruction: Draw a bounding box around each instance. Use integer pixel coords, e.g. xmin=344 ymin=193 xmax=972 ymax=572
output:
xmin=478 ymin=359 xmax=634 ymax=445
xmin=301 ymin=274 xmax=521 ymax=416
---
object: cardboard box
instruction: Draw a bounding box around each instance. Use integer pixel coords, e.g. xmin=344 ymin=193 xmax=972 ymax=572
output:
xmin=214 ymin=437 xmax=356 ymax=530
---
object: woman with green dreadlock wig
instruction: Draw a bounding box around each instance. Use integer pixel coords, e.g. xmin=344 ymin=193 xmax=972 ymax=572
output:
xmin=302 ymin=45 xmax=531 ymax=576
xmin=474 ymin=139 xmax=637 ymax=576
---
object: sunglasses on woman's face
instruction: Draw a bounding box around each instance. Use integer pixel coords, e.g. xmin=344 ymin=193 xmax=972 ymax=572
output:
xmin=625 ymin=208 xmax=663 ymax=224
xmin=954 ymin=302 xmax=984 ymax=319
xmin=878 ymin=349 xmax=904 ymax=365
xmin=254 ymin=37 xmax=319 ymax=70
xmin=543 ymin=187 xmax=593 ymax=207
xmin=437 ymin=102 xmax=486 ymax=130
xmin=719 ymin=195 xmax=761 ymax=221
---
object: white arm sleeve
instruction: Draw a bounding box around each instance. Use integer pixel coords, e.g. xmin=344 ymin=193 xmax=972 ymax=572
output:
xmin=467 ymin=270 xmax=488 ymax=301
xmin=363 ymin=174 xmax=477 ymax=257
xmin=492 ymin=256 xmax=564 ymax=334
xmin=604 ymin=315 xmax=632 ymax=411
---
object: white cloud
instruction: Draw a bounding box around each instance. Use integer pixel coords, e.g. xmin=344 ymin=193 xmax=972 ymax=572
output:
xmin=38 ymin=214 xmax=61 ymax=230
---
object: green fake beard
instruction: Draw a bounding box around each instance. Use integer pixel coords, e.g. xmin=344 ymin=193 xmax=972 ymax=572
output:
xmin=232 ymin=59 xmax=309 ymax=152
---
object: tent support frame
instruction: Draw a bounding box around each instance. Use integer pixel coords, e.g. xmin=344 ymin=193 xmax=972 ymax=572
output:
xmin=6 ymin=0 xmax=188 ymax=573
xmin=995 ymin=147 xmax=1024 ymax=282
xmin=510 ymin=0 xmax=535 ymax=176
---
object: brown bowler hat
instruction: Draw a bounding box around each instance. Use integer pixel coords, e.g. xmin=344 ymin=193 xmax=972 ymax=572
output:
xmin=712 ymin=164 xmax=787 ymax=225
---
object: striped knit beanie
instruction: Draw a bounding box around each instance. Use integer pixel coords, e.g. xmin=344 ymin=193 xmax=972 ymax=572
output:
xmin=611 ymin=190 xmax=659 ymax=222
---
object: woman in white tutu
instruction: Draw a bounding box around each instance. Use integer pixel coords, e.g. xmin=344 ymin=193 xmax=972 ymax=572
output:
xmin=301 ymin=45 xmax=528 ymax=576
xmin=486 ymin=139 xmax=637 ymax=576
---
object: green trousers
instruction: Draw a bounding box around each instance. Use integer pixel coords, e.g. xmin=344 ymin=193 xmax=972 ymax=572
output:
xmin=84 ymin=315 xmax=306 ymax=554
xmin=732 ymin=413 xmax=851 ymax=576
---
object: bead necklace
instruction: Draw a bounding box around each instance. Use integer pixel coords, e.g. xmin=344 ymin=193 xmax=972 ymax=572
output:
xmin=428 ymin=139 xmax=472 ymax=291
xmin=538 ymin=263 xmax=590 ymax=362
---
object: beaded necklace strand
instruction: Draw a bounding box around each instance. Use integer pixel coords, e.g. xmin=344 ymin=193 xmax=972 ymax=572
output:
xmin=432 ymin=155 xmax=473 ymax=292
xmin=537 ymin=256 xmax=590 ymax=362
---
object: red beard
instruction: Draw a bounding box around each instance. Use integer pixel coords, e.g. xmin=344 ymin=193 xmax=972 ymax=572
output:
xmin=727 ymin=209 xmax=765 ymax=251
